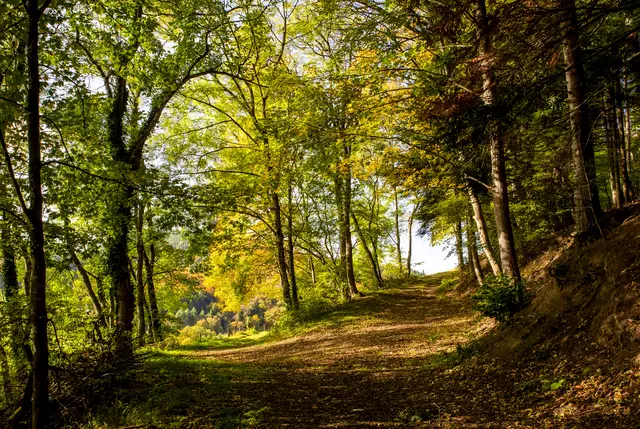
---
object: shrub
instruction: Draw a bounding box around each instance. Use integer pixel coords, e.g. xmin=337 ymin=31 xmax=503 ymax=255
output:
xmin=471 ymin=275 xmax=525 ymax=322
xmin=437 ymin=276 xmax=458 ymax=294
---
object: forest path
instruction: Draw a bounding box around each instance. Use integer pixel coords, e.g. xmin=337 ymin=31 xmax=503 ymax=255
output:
xmin=144 ymin=274 xmax=503 ymax=428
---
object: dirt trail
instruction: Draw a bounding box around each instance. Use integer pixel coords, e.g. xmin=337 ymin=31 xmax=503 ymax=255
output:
xmin=187 ymin=278 xmax=492 ymax=428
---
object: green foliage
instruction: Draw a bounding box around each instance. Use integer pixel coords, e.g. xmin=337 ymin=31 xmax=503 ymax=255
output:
xmin=471 ymin=276 xmax=526 ymax=323
xmin=437 ymin=276 xmax=458 ymax=294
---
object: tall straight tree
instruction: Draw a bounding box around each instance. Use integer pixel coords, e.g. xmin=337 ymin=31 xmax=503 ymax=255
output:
xmin=475 ymin=0 xmax=520 ymax=282
xmin=560 ymin=0 xmax=601 ymax=233
xmin=25 ymin=0 xmax=52 ymax=426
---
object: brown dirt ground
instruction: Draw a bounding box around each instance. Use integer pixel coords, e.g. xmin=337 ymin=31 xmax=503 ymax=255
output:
xmin=160 ymin=275 xmax=640 ymax=428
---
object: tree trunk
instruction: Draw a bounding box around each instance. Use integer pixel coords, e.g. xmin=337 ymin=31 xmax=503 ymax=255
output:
xmin=144 ymin=244 xmax=161 ymax=341
xmin=393 ymin=189 xmax=403 ymax=275
xmin=0 ymin=345 xmax=11 ymax=404
xmin=309 ymin=255 xmax=316 ymax=284
xmin=67 ymin=245 xmax=107 ymax=327
xmin=561 ymin=0 xmax=601 ymax=234
xmin=476 ymin=0 xmax=520 ymax=282
xmin=406 ymin=205 xmax=415 ymax=278
xmin=135 ymin=200 xmax=145 ymax=347
xmin=272 ymin=192 xmax=292 ymax=307
xmin=106 ymin=76 xmax=135 ymax=358
xmin=615 ymin=68 xmax=635 ymax=203
xmin=342 ymin=159 xmax=360 ymax=298
xmin=454 ymin=221 xmax=465 ymax=278
xmin=25 ymin=1 xmax=49 ymax=425
xmin=466 ymin=182 xmax=501 ymax=275
xmin=287 ymin=183 xmax=299 ymax=309
xmin=466 ymin=215 xmax=484 ymax=285
xmin=335 ymin=175 xmax=348 ymax=293
xmin=351 ymin=213 xmax=384 ymax=289
xmin=604 ymin=95 xmax=623 ymax=209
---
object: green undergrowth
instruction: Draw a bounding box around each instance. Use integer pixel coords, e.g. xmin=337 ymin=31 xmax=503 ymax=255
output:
xmin=82 ymin=350 xmax=267 ymax=428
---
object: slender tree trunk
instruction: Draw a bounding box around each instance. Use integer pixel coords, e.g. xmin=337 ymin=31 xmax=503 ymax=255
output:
xmin=466 ymin=182 xmax=501 ymax=275
xmin=135 ymin=201 xmax=145 ymax=346
xmin=287 ymin=183 xmax=299 ymax=309
xmin=0 ymin=345 xmax=11 ymax=404
xmin=67 ymin=246 xmax=107 ymax=327
xmin=406 ymin=205 xmax=415 ymax=278
xmin=335 ymin=176 xmax=348 ymax=294
xmin=25 ymin=1 xmax=49 ymax=425
xmin=624 ymin=70 xmax=633 ymax=167
xmin=615 ymin=68 xmax=635 ymax=203
xmin=343 ymin=157 xmax=360 ymax=298
xmin=309 ymin=255 xmax=316 ymax=284
xmin=467 ymin=215 xmax=484 ymax=285
xmin=454 ymin=221 xmax=465 ymax=278
xmin=144 ymin=244 xmax=161 ymax=341
xmin=272 ymin=192 xmax=292 ymax=307
xmin=561 ymin=0 xmax=601 ymax=234
xmin=393 ymin=189 xmax=403 ymax=275
xmin=604 ymin=96 xmax=623 ymax=208
xmin=351 ymin=213 xmax=384 ymax=288
xmin=476 ymin=0 xmax=520 ymax=282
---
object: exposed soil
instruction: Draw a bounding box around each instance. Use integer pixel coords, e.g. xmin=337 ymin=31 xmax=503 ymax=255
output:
xmin=136 ymin=273 xmax=640 ymax=428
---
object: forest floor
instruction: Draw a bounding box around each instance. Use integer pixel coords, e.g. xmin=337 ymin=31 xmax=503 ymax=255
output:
xmin=90 ymin=274 xmax=640 ymax=428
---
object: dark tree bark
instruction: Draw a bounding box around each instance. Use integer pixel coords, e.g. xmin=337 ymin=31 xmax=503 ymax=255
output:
xmin=2 ymin=223 xmax=19 ymax=299
xmin=135 ymin=200 xmax=145 ymax=346
xmin=144 ymin=244 xmax=161 ymax=341
xmin=466 ymin=181 xmax=501 ymax=275
xmin=287 ymin=183 xmax=299 ymax=309
xmin=106 ymin=76 xmax=135 ymax=358
xmin=25 ymin=0 xmax=50 ymax=425
xmin=342 ymin=157 xmax=360 ymax=298
xmin=272 ymin=192 xmax=292 ymax=307
xmin=561 ymin=0 xmax=601 ymax=234
xmin=475 ymin=0 xmax=520 ymax=282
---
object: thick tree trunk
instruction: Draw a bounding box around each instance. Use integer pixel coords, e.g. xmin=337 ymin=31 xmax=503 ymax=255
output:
xmin=135 ymin=201 xmax=145 ymax=346
xmin=351 ymin=213 xmax=384 ymax=289
xmin=106 ymin=76 xmax=135 ymax=358
xmin=272 ymin=192 xmax=292 ymax=307
xmin=476 ymin=0 xmax=520 ymax=282
xmin=67 ymin=245 xmax=107 ymax=327
xmin=144 ymin=244 xmax=161 ymax=341
xmin=561 ymin=0 xmax=601 ymax=234
xmin=466 ymin=182 xmax=501 ymax=275
xmin=287 ymin=183 xmax=299 ymax=309
xmin=25 ymin=1 xmax=49 ymax=425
